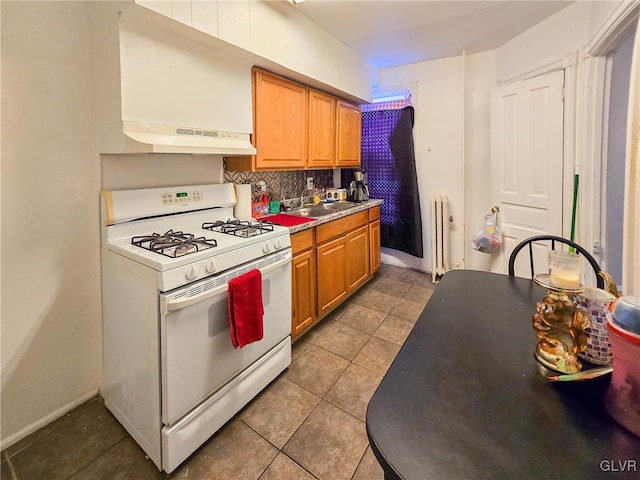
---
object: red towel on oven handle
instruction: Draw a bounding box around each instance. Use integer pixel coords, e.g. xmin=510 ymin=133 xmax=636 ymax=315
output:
xmin=227 ymin=269 xmax=264 ymax=348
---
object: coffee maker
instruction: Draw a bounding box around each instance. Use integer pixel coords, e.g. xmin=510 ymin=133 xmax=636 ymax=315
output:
xmin=348 ymin=168 xmax=370 ymax=202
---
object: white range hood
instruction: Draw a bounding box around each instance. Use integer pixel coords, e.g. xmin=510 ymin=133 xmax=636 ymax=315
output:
xmin=88 ymin=3 xmax=256 ymax=156
xmin=99 ymin=121 xmax=256 ymax=155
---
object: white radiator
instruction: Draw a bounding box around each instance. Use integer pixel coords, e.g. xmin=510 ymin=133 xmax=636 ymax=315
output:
xmin=431 ymin=195 xmax=450 ymax=282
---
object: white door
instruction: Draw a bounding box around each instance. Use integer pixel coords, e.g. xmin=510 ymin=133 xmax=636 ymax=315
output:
xmin=490 ymin=70 xmax=565 ymax=276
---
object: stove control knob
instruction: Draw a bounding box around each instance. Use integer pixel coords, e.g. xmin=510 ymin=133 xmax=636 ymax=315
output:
xmin=186 ymin=266 xmax=198 ymax=281
xmin=262 ymin=243 xmax=271 ymax=254
xmin=274 ymin=239 xmax=282 ymax=249
xmin=205 ymin=260 xmax=216 ymax=274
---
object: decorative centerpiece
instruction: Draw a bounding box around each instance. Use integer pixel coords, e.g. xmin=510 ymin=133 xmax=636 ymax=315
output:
xmin=532 ymin=251 xmax=589 ymax=374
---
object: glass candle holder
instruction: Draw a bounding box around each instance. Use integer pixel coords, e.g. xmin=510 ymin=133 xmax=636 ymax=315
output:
xmin=549 ymin=250 xmax=581 ymax=289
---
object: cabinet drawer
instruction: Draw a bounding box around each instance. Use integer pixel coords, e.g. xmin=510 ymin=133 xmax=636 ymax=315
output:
xmin=368 ymin=206 xmax=380 ymax=222
xmin=291 ymin=229 xmax=314 ymax=255
xmin=316 ymin=211 xmax=368 ymax=244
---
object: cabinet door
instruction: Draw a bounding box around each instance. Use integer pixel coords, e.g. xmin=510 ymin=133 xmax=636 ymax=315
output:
xmin=292 ymin=250 xmax=316 ymax=338
xmin=254 ymin=70 xmax=307 ymax=170
xmin=346 ymin=225 xmax=370 ymax=291
xmin=369 ymin=219 xmax=381 ymax=274
xmin=316 ymin=236 xmax=348 ymax=317
xmin=336 ymin=100 xmax=362 ymax=167
xmin=308 ymin=90 xmax=336 ymax=168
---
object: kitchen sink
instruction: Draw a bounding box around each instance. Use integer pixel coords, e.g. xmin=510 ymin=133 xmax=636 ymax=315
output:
xmin=285 ymin=207 xmax=335 ymax=218
xmin=324 ymin=201 xmax=358 ymax=211
xmin=285 ymin=201 xmax=358 ymax=218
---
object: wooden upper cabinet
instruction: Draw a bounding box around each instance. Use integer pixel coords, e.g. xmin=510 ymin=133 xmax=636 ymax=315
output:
xmin=254 ymin=69 xmax=307 ymax=170
xmin=336 ymin=100 xmax=362 ymax=167
xmin=308 ymin=90 xmax=336 ymax=168
xmin=226 ymin=69 xmax=362 ymax=171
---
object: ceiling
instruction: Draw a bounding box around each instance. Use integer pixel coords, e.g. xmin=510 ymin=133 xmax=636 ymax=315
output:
xmin=293 ymin=0 xmax=574 ymax=69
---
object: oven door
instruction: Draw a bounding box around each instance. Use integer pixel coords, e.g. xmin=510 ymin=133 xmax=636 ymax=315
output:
xmin=159 ymin=249 xmax=292 ymax=426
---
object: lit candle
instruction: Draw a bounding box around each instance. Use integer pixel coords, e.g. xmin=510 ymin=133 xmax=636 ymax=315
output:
xmin=550 ymin=269 xmax=581 ymax=288
xmin=549 ymin=250 xmax=581 ymax=289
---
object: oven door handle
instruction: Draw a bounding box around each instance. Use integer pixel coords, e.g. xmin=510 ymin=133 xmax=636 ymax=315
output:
xmin=162 ymin=252 xmax=291 ymax=314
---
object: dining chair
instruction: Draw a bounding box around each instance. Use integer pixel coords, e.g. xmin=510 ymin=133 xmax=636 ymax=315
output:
xmin=508 ymin=235 xmax=605 ymax=289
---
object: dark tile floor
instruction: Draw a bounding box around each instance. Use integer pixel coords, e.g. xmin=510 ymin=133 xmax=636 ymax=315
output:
xmin=1 ymin=264 xmax=435 ymax=480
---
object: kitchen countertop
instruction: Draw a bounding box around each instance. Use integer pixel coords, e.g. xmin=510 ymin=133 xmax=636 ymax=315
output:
xmin=266 ymin=199 xmax=384 ymax=234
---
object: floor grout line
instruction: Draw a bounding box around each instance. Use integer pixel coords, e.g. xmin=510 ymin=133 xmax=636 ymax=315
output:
xmin=2 ymin=451 xmax=19 ymax=480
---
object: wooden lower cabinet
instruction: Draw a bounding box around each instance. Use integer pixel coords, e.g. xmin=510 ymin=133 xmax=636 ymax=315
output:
xmin=346 ymin=225 xmax=369 ymax=290
xmin=291 ymin=206 xmax=382 ymax=339
xmin=292 ymin=249 xmax=316 ymax=337
xmin=291 ymin=229 xmax=316 ymax=338
xmin=368 ymin=206 xmax=381 ymax=274
xmin=316 ymin=236 xmax=348 ymax=318
xmin=369 ymin=219 xmax=381 ymax=274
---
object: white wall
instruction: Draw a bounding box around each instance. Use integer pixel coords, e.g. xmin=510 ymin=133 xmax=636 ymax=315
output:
xmin=587 ymin=0 xmax=636 ymax=47
xmin=1 ymin=1 xmax=102 ymax=444
xmin=605 ymin=24 xmax=636 ymax=285
xmin=102 ymin=155 xmax=224 ymax=190
xmin=375 ymin=0 xmax=633 ymax=274
xmin=495 ymin=1 xmax=591 ymax=83
xmin=248 ymin=0 xmax=376 ymax=102
xmin=133 ymin=0 xmax=376 ymax=103
xmin=493 ymin=0 xmax=638 ymax=269
xmin=0 ymin=2 xmax=228 ymax=447
xmin=377 ymin=51 xmax=496 ymax=273
xmin=0 ymin=0 xmax=369 ymax=447
xmin=463 ymin=51 xmax=497 ymax=271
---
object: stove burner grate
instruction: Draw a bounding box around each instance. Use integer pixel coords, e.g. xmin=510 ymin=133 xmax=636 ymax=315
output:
xmin=202 ymin=219 xmax=274 ymax=238
xmin=131 ymin=230 xmax=217 ymax=258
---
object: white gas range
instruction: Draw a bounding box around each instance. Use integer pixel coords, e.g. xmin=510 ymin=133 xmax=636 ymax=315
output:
xmin=100 ymin=183 xmax=292 ymax=473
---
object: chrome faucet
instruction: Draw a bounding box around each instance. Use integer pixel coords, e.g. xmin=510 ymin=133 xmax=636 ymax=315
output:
xmin=300 ymin=189 xmax=316 ymax=206
xmin=281 ymin=197 xmax=303 ymax=211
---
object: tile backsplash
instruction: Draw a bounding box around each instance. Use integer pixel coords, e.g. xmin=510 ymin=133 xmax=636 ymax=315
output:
xmin=223 ymin=164 xmax=334 ymax=201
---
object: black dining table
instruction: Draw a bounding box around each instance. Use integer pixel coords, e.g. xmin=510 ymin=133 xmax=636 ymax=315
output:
xmin=366 ymin=270 xmax=640 ymax=479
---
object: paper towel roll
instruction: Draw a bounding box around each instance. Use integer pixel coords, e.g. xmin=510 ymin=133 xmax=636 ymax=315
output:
xmin=234 ymin=183 xmax=252 ymax=220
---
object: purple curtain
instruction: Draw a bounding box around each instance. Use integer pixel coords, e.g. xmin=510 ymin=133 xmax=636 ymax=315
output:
xmin=342 ymin=105 xmax=423 ymax=258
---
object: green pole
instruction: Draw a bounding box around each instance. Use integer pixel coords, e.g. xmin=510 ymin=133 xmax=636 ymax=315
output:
xmin=569 ymin=173 xmax=579 ymax=253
